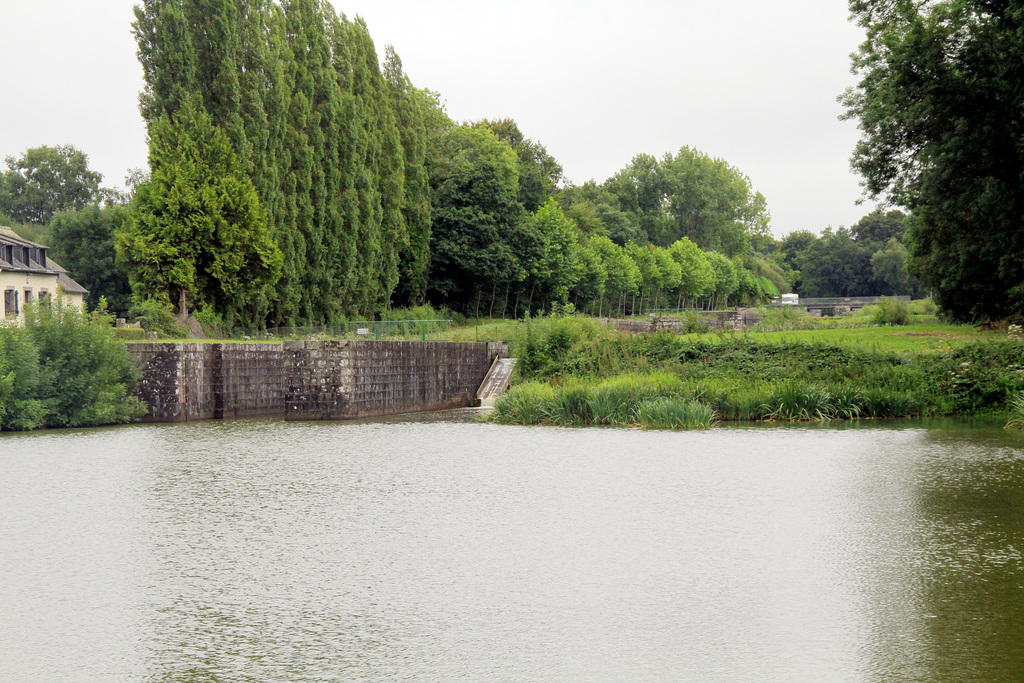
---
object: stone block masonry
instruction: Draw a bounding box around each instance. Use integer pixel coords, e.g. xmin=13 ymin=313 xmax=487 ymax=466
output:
xmin=127 ymin=340 xmax=498 ymax=423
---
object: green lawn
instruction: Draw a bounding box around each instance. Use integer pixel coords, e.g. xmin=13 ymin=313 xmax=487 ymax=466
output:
xmin=689 ymin=323 xmax=1004 ymax=353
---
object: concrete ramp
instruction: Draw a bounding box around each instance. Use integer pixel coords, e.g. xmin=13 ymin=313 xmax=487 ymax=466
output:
xmin=477 ymin=357 xmax=517 ymax=407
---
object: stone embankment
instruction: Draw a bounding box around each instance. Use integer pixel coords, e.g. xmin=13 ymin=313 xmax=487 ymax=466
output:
xmin=127 ymin=340 xmax=503 ymax=423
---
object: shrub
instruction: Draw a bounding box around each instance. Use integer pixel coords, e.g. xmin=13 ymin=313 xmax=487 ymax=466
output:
xmin=130 ymin=297 xmax=186 ymax=338
xmin=873 ymin=297 xmax=910 ymax=326
xmin=756 ymin=306 xmax=816 ymax=332
xmin=23 ymin=301 xmax=146 ymax=427
xmin=0 ymin=301 xmax=146 ymax=430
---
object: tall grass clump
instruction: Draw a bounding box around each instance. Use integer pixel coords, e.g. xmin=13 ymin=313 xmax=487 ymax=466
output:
xmin=1005 ymin=394 xmax=1024 ymax=430
xmin=635 ymin=397 xmax=716 ymax=429
xmin=490 ymin=382 xmax=555 ymax=425
xmin=763 ymin=383 xmax=836 ymax=421
xmin=546 ymin=383 xmax=593 ymax=426
xmin=487 ymin=372 xmax=712 ymax=429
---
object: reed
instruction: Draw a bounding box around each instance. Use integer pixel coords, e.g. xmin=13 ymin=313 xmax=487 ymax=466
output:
xmin=490 ymin=382 xmax=555 ymax=425
xmin=635 ymin=397 xmax=716 ymax=430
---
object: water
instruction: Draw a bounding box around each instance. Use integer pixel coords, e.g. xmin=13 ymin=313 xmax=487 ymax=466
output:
xmin=2 ymin=414 xmax=1024 ymax=682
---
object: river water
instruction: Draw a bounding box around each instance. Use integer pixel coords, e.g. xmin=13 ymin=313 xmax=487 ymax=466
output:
xmin=2 ymin=413 xmax=1023 ymax=682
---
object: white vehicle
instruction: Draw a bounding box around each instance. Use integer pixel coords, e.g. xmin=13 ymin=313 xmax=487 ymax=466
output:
xmin=779 ymin=293 xmax=799 ymax=305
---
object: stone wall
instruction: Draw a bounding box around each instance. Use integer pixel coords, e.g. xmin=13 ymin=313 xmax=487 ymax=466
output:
xmin=283 ymin=340 xmax=494 ymax=421
xmin=213 ymin=344 xmax=284 ymax=419
xmin=127 ymin=340 xmax=496 ymax=423
xmin=130 ymin=342 xmax=215 ymax=422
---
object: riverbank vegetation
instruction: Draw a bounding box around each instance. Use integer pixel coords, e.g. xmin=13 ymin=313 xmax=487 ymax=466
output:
xmin=0 ymin=302 xmax=145 ymax=430
xmin=485 ymin=316 xmax=1024 ymax=429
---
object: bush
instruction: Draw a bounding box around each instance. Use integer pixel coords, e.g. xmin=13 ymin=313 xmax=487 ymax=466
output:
xmin=756 ymin=306 xmax=816 ymax=332
xmin=0 ymin=301 xmax=146 ymax=430
xmin=130 ymin=297 xmax=186 ymax=338
xmin=873 ymin=297 xmax=910 ymax=326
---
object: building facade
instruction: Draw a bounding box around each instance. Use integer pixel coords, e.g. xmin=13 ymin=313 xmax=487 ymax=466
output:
xmin=0 ymin=226 xmax=87 ymax=320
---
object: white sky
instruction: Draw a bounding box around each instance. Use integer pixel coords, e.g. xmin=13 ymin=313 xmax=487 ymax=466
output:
xmin=0 ymin=0 xmax=872 ymax=237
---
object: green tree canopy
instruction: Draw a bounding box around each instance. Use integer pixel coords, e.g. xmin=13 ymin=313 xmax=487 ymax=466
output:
xmin=49 ymin=205 xmax=133 ymax=315
xmin=426 ymin=124 xmax=526 ymax=314
xmin=842 ymin=0 xmax=1024 ymax=320
xmin=603 ymin=147 xmax=770 ymax=255
xmin=117 ymin=102 xmax=282 ymax=323
xmin=480 ymin=118 xmax=563 ymax=213
xmin=0 ymin=145 xmax=103 ymax=225
xmin=528 ymin=197 xmax=583 ymax=305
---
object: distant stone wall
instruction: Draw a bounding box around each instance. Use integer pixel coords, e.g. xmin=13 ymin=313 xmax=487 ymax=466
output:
xmin=284 ymin=340 xmax=494 ymax=421
xmin=127 ymin=340 xmax=496 ymax=423
xmin=213 ymin=343 xmax=284 ymax=419
xmin=130 ymin=343 xmax=215 ymax=423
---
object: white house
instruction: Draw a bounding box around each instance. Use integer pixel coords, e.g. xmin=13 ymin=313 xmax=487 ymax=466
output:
xmin=0 ymin=226 xmax=88 ymax=320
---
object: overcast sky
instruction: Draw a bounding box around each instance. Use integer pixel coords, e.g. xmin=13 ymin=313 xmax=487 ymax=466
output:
xmin=0 ymin=0 xmax=872 ymax=237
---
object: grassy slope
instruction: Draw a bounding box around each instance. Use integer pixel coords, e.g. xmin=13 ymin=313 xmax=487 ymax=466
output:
xmin=687 ymin=323 xmax=1003 ymax=354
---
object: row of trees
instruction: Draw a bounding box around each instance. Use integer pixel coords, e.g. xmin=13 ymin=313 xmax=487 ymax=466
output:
xmin=1 ymin=0 xmax=942 ymax=327
xmin=775 ymin=210 xmax=924 ymax=299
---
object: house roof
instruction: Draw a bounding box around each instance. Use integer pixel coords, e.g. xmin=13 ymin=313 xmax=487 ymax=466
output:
xmin=0 ymin=226 xmax=89 ymax=294
xmin=57 ymin=271 xmax=89 ymax=295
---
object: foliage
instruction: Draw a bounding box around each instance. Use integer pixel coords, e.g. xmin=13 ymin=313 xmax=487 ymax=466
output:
xmin=479 ymin=118 xmax=563 ymax=213
xmin=48 ymin=204 xmax=133 ymax=315
xmin=842 ymin=0 xmax=1024 ymax=321
xmin=489 ymin=372 xmax=714 ymax=429
xmin=0 ymin=145 xmax=103 ymax=225
xmin=133 ymin=0 xmax=418 ymax=325
xmin=528 ymin=197 xmax=583 ymax=305
xmin=117 ymin=101 xmax=282 ymax=325
xmin=777 ymin=210 xmax=920 ymax=298
xmin=872 ymin=297 xmax=909 ymax=326
xmin=603 ymin=148 xmax=769 ymax=255
xmin=506 ymin=319 xmax=1024 ymax=418
xmin=635 ymin=397 xmax=716 ymax=430
xmin=129 ymin=297 xmax=187 ymax=338
xmin=1005 ymin=394 xmax=1024 ymax=430
xmin=756 ymin=306 xmax=818 ymax=332
xmin=426 ymin=124 xmax=527 ymax=315
xmin=0 ymin=301 xmax=146 ymax=430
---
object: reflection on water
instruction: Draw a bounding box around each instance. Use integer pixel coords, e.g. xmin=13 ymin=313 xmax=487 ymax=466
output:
xmin=2 ymin=416 xmax=1024 ymax=682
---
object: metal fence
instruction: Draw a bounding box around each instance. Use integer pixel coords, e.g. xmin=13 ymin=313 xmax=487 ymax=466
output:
xmin=244 ymin=320 xmax=454 ymax=341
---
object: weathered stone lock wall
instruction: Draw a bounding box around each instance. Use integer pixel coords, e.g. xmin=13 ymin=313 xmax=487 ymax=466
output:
xmin=283 ymin=340 xmax=494 ymax=421
xmin=127 ymin=340 xmax=497 ymax=423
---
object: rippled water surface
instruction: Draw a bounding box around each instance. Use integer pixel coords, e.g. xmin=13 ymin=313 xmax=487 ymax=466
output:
xmin=3 ymin=414 xmax=1024 ymax=682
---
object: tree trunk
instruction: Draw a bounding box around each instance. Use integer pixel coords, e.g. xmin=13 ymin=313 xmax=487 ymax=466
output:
xmin=178 ymin=289 xmax=188 ymax=320
xmin=488 ymin=281 xmax=497 ymax=319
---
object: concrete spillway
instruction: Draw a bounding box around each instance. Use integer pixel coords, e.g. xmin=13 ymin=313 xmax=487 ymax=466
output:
xmin=477 ymin=358 xmax=517 ymax=407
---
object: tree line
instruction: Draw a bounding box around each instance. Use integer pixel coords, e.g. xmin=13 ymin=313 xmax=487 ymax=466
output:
xmin=0 ymin=0 xmax=941 ymax=328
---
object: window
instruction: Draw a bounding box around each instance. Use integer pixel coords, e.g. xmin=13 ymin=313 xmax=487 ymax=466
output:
xmin=24 ymin=289 xmax=32 ymax=306
xmin=37 ymin=290 xmax=49 ymax=306
xmin=4 ymin=289 xmax=18 ymax=316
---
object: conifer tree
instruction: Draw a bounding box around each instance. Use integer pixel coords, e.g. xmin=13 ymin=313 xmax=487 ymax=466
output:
xmin=117 ymin=102 xmax=282 ymax=323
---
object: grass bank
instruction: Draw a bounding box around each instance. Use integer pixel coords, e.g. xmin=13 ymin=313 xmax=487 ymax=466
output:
xmin=483 ymin=315 xmax=1024 ymax=429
